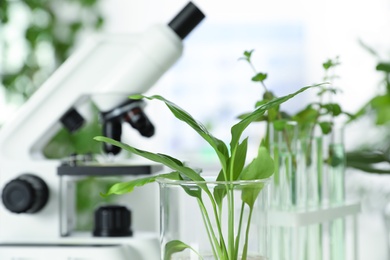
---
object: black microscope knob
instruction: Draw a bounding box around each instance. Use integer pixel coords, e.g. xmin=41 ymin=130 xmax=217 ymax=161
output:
xmin=1 ymin=174 xmax=49 ymax=214
xmin=93 ymin=205 xmax=133 ymax=237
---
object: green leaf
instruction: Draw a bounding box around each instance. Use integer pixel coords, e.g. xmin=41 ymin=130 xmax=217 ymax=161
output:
xmin=376 ymin=63 xmax=390 ymax=73
xmin=130 ymin=95 xmax=229 ymax=173
xmin=267 ymin=107 xmax=279 ymax=121
xmin=322 ymin=57 xmax=340 ymax=70
xmin=346 ymin=162 xmax=390 ymax=174
xmin=129 ymin=94 xmax=144 ymax=100
xmin=230 ymin=138 xmax=248 ymax=181
xmin=239 ymin=50 xmax=254 ymax=62
xmin=366 ymin=95 xmax=390 ymax=124
xmin=251 ymin=73 xmax=267 ymax=82
xmin=230 ymin=84 xmax=319 ymax=153
xmin=321 ymin=103 xmax=342 ymax=116
xmin=213 ymin=170 xmax=227 ymax=211
xmin=244 ymin=50 xmax=254 ymax=59
xmin=240 ymin=146 xmax=274 ymax=181
xmin=181 ymin=181 xmax=202 ymax=199
xmin=241 ymin=183 xmax=265 ymax=209
xmin=370 ymin=95 xmax=390 ymax=108
xmin=164 ymin=240 xmax=201 ymax=260
xmin=237 ymin=112 xmax=267 ymax=121
xmin=322 ymin=59 xmax=333 ymax=70
xmin=240 ymin=146 xmax=274 ymax=207
xmin=102 ymin=171 xmax=180 ymax=197
xmin=272 ymin=119 xmax=288 ymax=131
xmin=214 ymin=135 xmax=247 ymax=212
xmin=319 ymin=121 xmax=332 ymax=134
xmin=214 ymin=168 xmax=227 ymax=186
xmin=254 ymin=99 xmax=268 ymax=108
xmin=346 ymin=150 xmax=389 ymax=164
xmin=94 ymin=137 xmax=206 ymax=184
xmin=375 ymin=106 xmax=390 ymax=125
xmin=263 ymin=91 xmax=275 ymax=101
xmin=293 ymin=105 xmax=318 ymax=124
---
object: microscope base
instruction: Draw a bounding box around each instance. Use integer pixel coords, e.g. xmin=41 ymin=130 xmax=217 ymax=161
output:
xmin=0 ymin=232 xmax=160 ymax=260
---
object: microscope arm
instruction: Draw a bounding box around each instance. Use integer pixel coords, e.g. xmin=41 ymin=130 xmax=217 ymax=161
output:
xmin=0 ymin=26 xmax=183 ymax=161
xmin=0 ymin=1 xmax=205 ymax=162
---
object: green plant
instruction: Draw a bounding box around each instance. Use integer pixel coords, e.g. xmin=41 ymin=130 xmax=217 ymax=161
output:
xmin=94 ymin=84 xmax=317 ymax=259
xmin=294 ymin=56 xmax=345 ymax=134
xmin=239 ymin=50 xmax=351 ymax=143
xmin=237 ymin=50 xmax=278 ymax=149
xmin=238 ymin=51 xmax=351 ymax=209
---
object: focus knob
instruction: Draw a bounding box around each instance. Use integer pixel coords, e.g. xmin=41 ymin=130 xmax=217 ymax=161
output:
xmin=93 ymin=205 xmax=133 ymax=237
xmin=1 ymin=174 xmax=49 ymax=214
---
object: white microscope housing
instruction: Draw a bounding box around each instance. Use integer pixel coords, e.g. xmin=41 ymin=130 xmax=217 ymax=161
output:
xmin=0 ymin=2 xmax=205 ymax=259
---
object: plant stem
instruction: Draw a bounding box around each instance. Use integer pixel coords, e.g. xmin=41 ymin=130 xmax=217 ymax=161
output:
xmin=197 ymin=197 xmax=225 ymax=258
xmin=205 ymin=190 xmax=229 ymax=258
xmin=385 ymin=73 xmax=390 ymax=93
xmin=198 ymin=198 xmax=218 ymax=259
xmin=227 ymin=145 xmax=240 ymax=259
xmin=248 ymin=61 xmax=268 ymax=92
xmin=227 ymin=187 xmax=235 ymax=259
xmin=242 ymin=206 xmax=254 ymax=260
xmin=234 ymin=201 xmax=246 ymax=260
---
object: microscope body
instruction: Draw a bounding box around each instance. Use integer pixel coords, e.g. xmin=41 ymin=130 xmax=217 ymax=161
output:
xmin=0 ymin=2 xmax=205 ymax=259
xmin=0 ymin=28 xmax=177 ymax=260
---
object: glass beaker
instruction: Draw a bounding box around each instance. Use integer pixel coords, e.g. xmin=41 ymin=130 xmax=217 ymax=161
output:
xmin=158 ymin=177 xmax=271 ymax=260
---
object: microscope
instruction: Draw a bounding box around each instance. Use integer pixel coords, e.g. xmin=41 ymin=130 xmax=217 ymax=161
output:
xmin=0 ymin=2 xmax=205 ymax=259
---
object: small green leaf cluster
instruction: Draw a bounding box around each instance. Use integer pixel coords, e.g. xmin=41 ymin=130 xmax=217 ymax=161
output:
xmin=95 ymin=85 xmax=315 ymax=259
xmin=239 ymin=51 xmax=352 ymax=143
xmin=239 ymin=51 xmax=355 ymax=175
xmin=291 ymin=56 xmax=352 ymax=135
xmin=293 ymin=96 xmax=351 ymax=135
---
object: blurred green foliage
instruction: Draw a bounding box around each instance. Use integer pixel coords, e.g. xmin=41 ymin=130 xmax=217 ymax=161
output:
xmin=1 ymin=1 xmax=108 ymax=227
xmin=76 ymin=176 xmax=118 ymax=230
xmin=43 ymin=104 xmax=103 ymax=158
xmin=1 ymin=0 xmax=105 ymax=157
xmin=1 ymin=0 xmax=104 ymax=102
xmin=346 ymin=41 xmax=390 ymax=174
xmin=238 ymin=51 xmax=352 ymax=150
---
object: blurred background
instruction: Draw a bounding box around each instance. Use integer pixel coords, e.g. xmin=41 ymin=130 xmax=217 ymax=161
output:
xmin=1 ymin=0 xmax=390 ymax=258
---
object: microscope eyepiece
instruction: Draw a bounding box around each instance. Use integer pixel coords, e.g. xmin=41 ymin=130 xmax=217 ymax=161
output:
xmin=168 ymin=2 xmax=205 ymax=40
xmin=96 ymin=2 xmax=204 ymax=155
